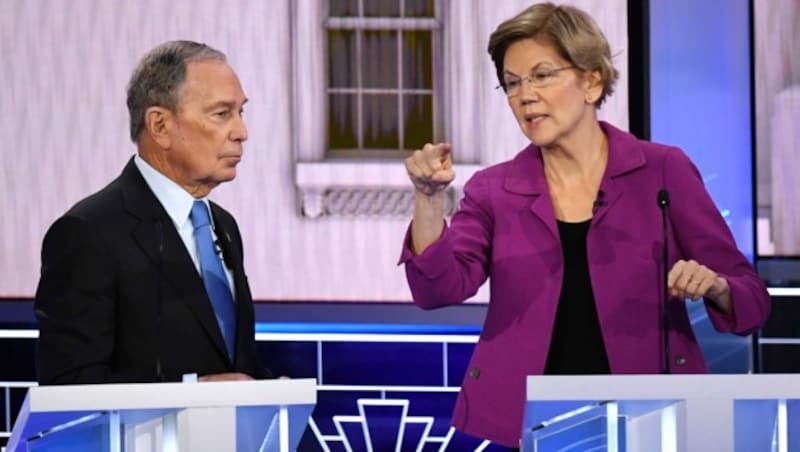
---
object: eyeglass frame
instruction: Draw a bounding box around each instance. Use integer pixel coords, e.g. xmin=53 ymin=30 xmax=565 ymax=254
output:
xmin=496 ymin=65 xmax=577 ymax=97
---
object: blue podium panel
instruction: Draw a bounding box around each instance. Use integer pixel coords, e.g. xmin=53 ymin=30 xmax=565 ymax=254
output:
xmin=524 ymin=375 xmax=800 ymax=452
xmin=734 ymin=399 xmax=800 ymax=452
xmin=27 ymin=412 xmax=119 ymax=452
xmin=526 ymin=402 xmax=627 ymax=452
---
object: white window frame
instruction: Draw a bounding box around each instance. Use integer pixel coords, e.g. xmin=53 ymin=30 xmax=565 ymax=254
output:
xmin=326 ymin=16 xmax=440 ymax=156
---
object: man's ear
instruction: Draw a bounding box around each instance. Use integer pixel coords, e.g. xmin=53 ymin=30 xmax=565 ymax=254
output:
xmin=144 ymin=107 xmax=173 ymax=148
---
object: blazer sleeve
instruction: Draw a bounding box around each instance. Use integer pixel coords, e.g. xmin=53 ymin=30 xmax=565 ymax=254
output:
xmin=34 ymin=214 xmax=132 ymax=384
xmin=664 ymin=148 xmax=770 ymax=335
xmin=398 ymin=170 xmax=494 ymax=309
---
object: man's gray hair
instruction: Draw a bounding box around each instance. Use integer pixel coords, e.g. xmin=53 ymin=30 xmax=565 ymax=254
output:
xmin=126 ymin=40 xmax=226 ymax=143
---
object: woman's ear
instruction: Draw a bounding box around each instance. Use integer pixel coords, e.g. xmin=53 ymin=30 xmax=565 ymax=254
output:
xmin=583 ymin=70 xmax=604 ymax=104
xmin=144 ymin=107 xmax=173 ymax=148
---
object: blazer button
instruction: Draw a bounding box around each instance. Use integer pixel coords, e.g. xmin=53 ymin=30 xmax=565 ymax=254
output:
xmin=674 ymin=356 xmax=687 ymax=367
xmin=469 ymin=368 xmax=480 ymax=379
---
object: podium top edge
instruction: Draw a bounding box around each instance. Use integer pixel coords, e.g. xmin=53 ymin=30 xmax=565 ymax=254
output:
xmin=525 ymin=374 xmax=800 ymax=400
xmin=27 ymin=378 xmax=317 ymax=412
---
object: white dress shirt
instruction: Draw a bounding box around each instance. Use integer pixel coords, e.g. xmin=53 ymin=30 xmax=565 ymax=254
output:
xmin=134 ymin=154 xmax=236 ymax=299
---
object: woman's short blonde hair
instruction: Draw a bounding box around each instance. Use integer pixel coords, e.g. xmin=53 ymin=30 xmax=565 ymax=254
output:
xmin=487 ymin=2 xmax=619 ymax=106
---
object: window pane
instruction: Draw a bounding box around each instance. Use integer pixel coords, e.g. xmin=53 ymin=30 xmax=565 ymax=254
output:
xmin=403 ymin=94 xmax=433 ymax=150
xmin=329 ymin=94 xmax=358 ymax=149
xmin=364 ymin=0 xmax=400 ymax=17
xmin=363 ymin=94 xmax=399 ymax=149
xmin=402 ymin=30 xmax=432 ymax=89
xmin=405 ymin=0 xmax=434 ymax=17
xmin=328 ymin=30 xmax=357 ymax=88
xmin=362 ymin=30 xmax=398 ymax=88
xmin=329 ymin=0 xmax=358 ymax=16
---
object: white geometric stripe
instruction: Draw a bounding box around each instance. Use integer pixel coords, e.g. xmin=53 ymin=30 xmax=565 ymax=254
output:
xmin=313 ymin=397 xmax=488 ymax=451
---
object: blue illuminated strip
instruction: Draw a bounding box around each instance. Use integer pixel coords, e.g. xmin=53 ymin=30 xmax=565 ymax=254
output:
xmin=255 ymin=322 xmax=481 ymax=335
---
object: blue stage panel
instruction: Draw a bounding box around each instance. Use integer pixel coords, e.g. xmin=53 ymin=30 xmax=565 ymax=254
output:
xmin=321 ymin=342 xmax=444 ymax=386
xmin=445 ymin=342 xmax=475 ymax=387
xmin=256 ymin=340 xmax=318 ymax=379
xmin=650 ymin=0 xmax=754 ymax=258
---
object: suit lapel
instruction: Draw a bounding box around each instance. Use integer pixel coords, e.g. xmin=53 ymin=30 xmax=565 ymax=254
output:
xmin=209 ymin=203 xmax=251 ymax=366
xmin=119 ymin=158 xmax=231 ymax=364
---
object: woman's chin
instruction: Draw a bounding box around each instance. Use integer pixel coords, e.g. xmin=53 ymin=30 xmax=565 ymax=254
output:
xmin=519 ymin=123 xmax=553 ymax=147
xmin=526 ymin=132 xmax=554 ymax=148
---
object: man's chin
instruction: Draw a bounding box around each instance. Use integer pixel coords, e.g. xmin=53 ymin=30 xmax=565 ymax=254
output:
xmin=221 ymin=170 xmax=237 ymax=182
xmin=210 ymin=170 xmax=237 ymax=186
xmin=221 ymin=162 xmax=239 ymax=177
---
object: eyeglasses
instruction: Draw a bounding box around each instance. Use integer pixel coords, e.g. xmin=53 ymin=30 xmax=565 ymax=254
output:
xmin=497 ymin=66 xmax=576 ymax=97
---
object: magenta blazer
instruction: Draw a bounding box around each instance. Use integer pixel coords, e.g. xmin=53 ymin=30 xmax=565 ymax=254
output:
xmin=399 ymin=122 xmax=770 ymax=447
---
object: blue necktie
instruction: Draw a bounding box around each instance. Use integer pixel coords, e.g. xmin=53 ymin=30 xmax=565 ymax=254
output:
xmin=190 ymin=201 xmax=236 ymax=361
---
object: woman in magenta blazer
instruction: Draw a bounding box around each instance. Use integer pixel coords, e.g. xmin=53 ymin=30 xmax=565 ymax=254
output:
xmin=399 ymin=3 xmax=770 ymax=448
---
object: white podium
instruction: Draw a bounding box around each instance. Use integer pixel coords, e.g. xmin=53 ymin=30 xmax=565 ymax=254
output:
xmin=523 ymin=374 xmax=800 ymax=452
xmin=7 ymin=378 xmax=316 ymax=452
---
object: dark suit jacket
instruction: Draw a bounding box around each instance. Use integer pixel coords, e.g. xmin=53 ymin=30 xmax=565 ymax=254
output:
xmin=35 ymin=157 xmax=270 ymax=384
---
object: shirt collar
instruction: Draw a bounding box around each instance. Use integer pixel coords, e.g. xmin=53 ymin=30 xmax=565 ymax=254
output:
xmin=134 ymin=154 xmax=209 ymax=229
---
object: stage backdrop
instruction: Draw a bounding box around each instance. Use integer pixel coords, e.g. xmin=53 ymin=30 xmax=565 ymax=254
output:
xmin=0 ymin=0 xmax=628 ymax=301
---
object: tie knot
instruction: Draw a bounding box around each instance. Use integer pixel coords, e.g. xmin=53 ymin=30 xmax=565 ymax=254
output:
xmin=190 ymin=200 xmax=211 ymax=229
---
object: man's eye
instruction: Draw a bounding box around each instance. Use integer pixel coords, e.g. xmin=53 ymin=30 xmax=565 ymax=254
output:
xmin=215 ymin=110 xmax=231 ymax=118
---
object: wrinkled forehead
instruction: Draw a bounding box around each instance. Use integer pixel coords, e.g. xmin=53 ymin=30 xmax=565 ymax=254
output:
xmin=178 ymin=60 xmax=246 ymax=107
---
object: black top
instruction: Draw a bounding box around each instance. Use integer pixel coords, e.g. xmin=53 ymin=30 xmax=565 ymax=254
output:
xmin=544 ymin=219 xmax=611 ymax=375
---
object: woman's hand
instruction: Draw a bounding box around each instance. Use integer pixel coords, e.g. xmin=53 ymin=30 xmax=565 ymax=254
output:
xmin=405 ymin=143 xmax=455 ymax=195
xmin=668 ymin=259 xmax=732 ymax=314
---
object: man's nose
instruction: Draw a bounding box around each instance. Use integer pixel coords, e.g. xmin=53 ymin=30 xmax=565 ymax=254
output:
xmin=231 ymin=114 xmax=248 ymax=142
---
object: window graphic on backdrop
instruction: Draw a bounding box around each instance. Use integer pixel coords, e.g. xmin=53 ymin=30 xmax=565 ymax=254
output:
xmin=755 ymin=0 xmax=800 ymax=256
xmin=327 ymin=0 xmax=440 ymax=158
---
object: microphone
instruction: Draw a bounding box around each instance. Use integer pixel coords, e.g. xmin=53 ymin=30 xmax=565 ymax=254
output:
xmin=657 ymin=189 xmax=671 ymax=374
xmin=153 ymin=216 xmax=166 ymax=382
xmin=592 ymin=190 xmax=606 ymax=214
xmin=208 ymin=205 xmax=234 ymax=270
xmin=214 ymin=232 xmax=235 ymax=270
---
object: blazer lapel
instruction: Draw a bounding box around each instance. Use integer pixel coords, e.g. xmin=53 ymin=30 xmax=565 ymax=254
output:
xmin=592 ymin=122 xmax=647 ymax=226
xmin=119 ymin=158 xmax=231 ymax=363
xmin=209 ymin=203 xmax=251 ymax=366
xmin=503 ymin=144 xmax=559 ymax=242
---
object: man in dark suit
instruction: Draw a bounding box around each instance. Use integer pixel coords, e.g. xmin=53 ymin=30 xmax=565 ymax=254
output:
xmin=35 ymin=41 xmax=270 ymax=384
